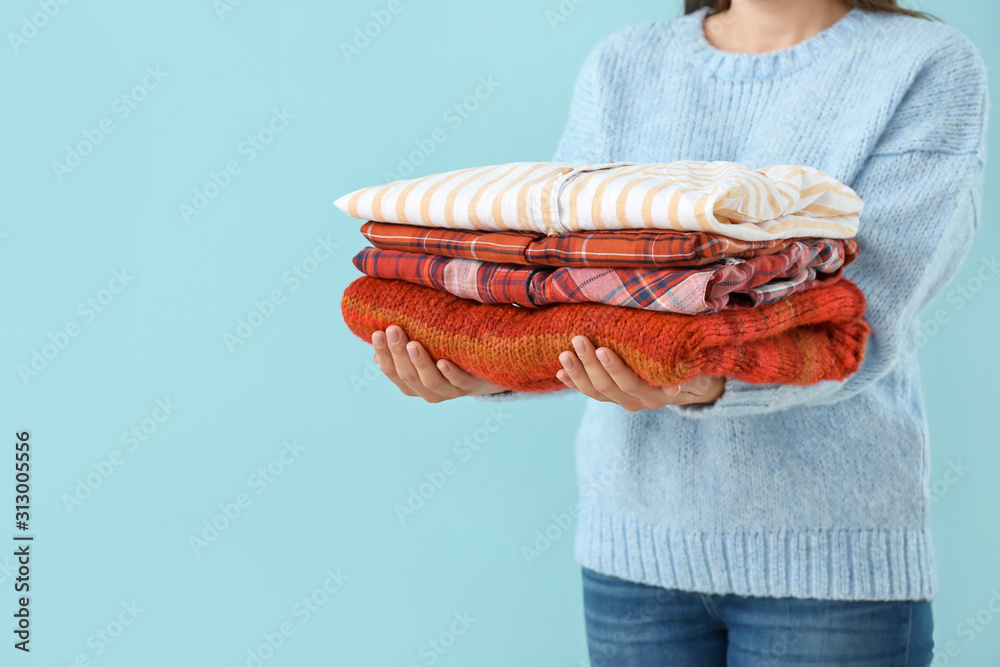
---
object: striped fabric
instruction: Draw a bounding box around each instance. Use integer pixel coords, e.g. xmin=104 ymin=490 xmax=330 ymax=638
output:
xmin=341 ymin=277 xmax=871 ymax=392
xmin=359 ymin=221 xmax=805 ymax=268
xmin=352 ymin=238 xmax=853 ymax=315
xmin=336 ymin=161 xmax=864 ymax=241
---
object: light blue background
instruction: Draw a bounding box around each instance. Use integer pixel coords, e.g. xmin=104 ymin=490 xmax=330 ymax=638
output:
xmin=0 ymin=1 xmax=997 ymax=665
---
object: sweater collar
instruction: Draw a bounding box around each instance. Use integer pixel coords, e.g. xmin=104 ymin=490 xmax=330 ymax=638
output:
xmin=678 ymin=6 xmax=867 ymax=79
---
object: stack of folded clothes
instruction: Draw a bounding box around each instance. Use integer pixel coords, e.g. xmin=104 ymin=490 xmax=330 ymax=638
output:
xmin=336 ymin=161 xmax=871 ymax=393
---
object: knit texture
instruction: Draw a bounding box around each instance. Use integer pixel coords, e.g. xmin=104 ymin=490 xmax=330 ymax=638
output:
xmin=485 ymin=7 xmax=989 ymax=600
xmin=342 ymin=276 xmax=869 ymax=391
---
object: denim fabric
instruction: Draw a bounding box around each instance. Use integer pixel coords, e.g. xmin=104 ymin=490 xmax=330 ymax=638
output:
xmin=582 ymin=567 xmax=934 ymax=667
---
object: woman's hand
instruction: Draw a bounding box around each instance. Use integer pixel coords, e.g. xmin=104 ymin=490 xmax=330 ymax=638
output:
xmin=371 ymin=325 xmax=508 ymax=402
xmin=557 ymin=335 xmax=726 ymax=411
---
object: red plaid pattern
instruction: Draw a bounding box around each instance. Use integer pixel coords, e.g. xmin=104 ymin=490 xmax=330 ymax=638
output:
xmin=352 ymin=238 xmax=853 ymax=315
xmin=358 ymin=221 xmax=842 ymax=269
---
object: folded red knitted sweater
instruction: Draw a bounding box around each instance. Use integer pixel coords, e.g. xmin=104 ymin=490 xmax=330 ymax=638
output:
xmin=341 ymin=277 xmax=870 ymax=393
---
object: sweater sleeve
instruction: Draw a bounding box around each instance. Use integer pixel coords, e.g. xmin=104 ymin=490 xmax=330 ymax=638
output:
xmin=669 ymin=35 xmax=990 ymax=419
xmin=670 ymin=151 xmax=985 ymax=418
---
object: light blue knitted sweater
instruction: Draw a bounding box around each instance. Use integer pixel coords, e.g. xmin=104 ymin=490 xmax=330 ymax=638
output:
xmin=485 ymin=7 xmax=989 ymax=601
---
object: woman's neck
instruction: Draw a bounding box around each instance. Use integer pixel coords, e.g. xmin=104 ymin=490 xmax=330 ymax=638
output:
xmin=703 ymin=0 xmax=853 ymax=54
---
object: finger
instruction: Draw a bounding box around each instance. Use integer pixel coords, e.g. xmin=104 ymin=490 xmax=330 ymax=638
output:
xmin=557 ymin=366 xmax=613 ymax=403
xmin=680 ymin=375 xmax=713 ymax=396
xmin=384 ymin=325 xmax=446 ymax=402
xmin=660 ymin=374 xmax=699 ymax=398
xmin=662 ymin=382 xmax=683 ymax=397
xmin=405 ymin=341 xmax=463 ymax=398
xmin=674 ymin=391 xmax=713 ymax=405
xmin=663 ymin=376 xmax=716 ymax=403
xmin=371 ymin=330 xmax=417 ymax=397
xmin=659 ymin=385 xmax=715 ymax=406
xmin=690 ymin=376 xmax=725 ymax=403
xmin=556 ymin=368 xmax=583 ymax=393
xmin=593 ymin=347 xmax=666 ymax=398
xmin=559 ymin=350 xmax=603 ymax=400
xmin=571 ymin=337 xmax=643 ymax=410
xmin=436 ymin=358 xmax=486 ymax=394
xmin=593 ymin=346 xmax=680 ymax=409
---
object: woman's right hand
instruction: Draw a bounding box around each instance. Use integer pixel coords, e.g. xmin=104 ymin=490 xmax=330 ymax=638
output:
xmin=371 ymin=324 xmax=508 ymax=402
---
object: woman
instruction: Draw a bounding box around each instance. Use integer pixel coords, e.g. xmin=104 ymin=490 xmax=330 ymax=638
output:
xmin=367 ymin=0 xmax=988 ymax=664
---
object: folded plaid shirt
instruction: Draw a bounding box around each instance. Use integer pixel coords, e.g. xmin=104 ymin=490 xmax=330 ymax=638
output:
xmin=359 ymin=221 xmax=818 ymax=268
xmin=352 ymin=239 xmax=854 ymax=314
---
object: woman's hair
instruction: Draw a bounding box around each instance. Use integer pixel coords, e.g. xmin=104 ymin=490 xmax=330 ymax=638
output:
xmin=684 ymin=0 xmax=936 ymax=20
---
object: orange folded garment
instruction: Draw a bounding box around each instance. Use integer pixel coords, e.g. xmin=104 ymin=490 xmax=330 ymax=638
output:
xmin=358 ymin=221 xmax=803 ymax=268
xmin=341 ymin=277 xmax=870 ymax=393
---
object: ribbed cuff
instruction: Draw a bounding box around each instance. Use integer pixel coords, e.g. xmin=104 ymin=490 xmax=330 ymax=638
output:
xmin=667 ymin=378 xmax=843 ymax=419
xmin=574 ymin=505 xmax=937 ymax=601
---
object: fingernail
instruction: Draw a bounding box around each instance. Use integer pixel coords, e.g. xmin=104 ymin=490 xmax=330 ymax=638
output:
xmin=372 ymin=332 xmax=385 ymax=349
xmin=664 ymin=384 xmax=680 ymax=396
xmin=386 ymin=327 xmax=400 ymax=344
xmin=407 ymin=343 xmax=420 ymax=361
xmin=572 ymin=337 xmax=587 ymax=355
xmin=438 ymin=360 xmax=450 ymax=374
xmin=556 ymin=370 xmax=568 ymax=383
xmin=596 ymin=349 xmax=610 ymax=366
xmin=560 ymin=352 xmax=574 ymax=371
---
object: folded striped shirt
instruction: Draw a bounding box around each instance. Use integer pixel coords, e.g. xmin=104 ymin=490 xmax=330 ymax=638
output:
xmin=352 ymin=239 xmax=853 ymax=315
xmin=359 ymin=221 xmax=812 ymax=268
xmin=336 ymin=161 xmax=864 ymax=241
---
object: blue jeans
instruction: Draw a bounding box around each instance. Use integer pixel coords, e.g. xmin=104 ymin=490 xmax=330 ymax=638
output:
xmin=582 ymin=567 xmax=934 ymax=667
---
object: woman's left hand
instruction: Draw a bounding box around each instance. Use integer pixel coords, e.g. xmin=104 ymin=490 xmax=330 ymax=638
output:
xmin=557 ymin=335 xmax=726 ymax=411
